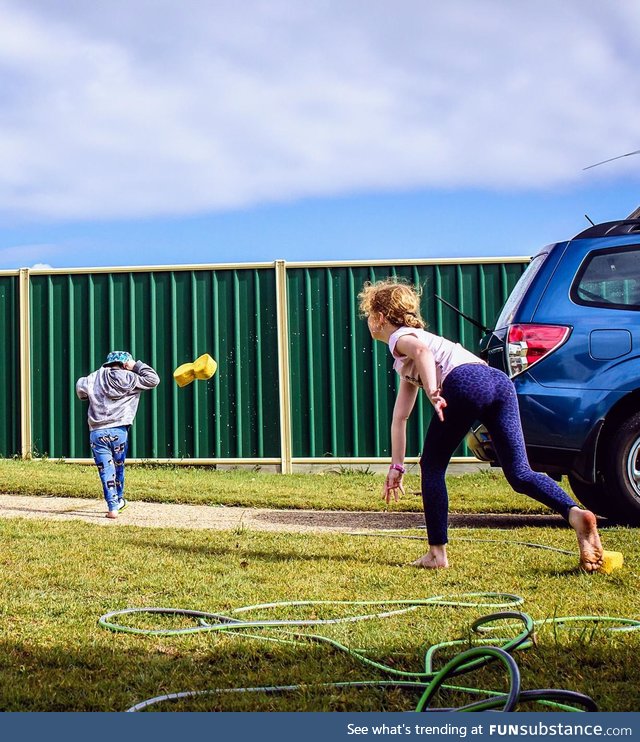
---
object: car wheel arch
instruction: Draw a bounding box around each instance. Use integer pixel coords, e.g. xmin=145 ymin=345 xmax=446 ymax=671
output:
xmin=597 ymin=388 xmax=640 ymax=465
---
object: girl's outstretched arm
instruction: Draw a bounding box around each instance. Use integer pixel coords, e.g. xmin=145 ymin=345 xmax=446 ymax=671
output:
xmin=385 ymin=380 xmax=418 ymax=503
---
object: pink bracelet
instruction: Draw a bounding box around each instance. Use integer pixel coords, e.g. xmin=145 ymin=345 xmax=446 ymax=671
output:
xmin=389 ymin=464 xmax=406 ymax=474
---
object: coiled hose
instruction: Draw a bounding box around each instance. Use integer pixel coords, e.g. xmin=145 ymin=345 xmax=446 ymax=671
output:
xmin=98 ymin=592 xmax=640 ymax=712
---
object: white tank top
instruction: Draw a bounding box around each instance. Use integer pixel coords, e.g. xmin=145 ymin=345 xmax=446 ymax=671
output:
xmin=388 ymin=327 xmax=485 ymax=389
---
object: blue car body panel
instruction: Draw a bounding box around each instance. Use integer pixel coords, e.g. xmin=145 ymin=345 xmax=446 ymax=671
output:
xmin=480 ymin=223 xmax=640 ymax=480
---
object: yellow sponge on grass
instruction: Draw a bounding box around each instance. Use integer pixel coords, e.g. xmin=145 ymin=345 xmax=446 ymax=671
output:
xmin=599 ymin=550 xmax=624 ymax=575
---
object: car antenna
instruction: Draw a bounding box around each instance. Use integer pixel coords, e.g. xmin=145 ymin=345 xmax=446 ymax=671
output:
xmin=584 ymin=214 xmax=596 ymax=226
xmin=434 ymin=294 xmax=490 ymax=333
xmin=583 ymin=149 xmax=640 ymax=170
xmin=583 ymin=152 xmax=640 ymax=221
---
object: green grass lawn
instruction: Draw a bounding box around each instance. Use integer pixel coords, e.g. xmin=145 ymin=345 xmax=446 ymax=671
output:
xmin=0 ymin=459 xmax=559 ymax=513
xmin=1 ymin=459 xmax=639 ymax=712
xmin=1 ymin=516 xmax=638 ymax=712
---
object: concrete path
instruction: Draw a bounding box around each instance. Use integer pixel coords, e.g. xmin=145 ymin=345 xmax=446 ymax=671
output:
xmin=0 ymin=493 xmax=568 ymax=533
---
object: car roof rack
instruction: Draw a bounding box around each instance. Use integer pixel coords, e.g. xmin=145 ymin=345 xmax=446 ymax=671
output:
xmin=573 ymin=219 xmax=640 ymax=239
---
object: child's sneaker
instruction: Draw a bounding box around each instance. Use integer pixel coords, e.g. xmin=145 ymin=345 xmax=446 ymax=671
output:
xmin=117 ymin=498 xmax=128 ymax=512
xmin=105 ymin=510 xmax=118 ymax=520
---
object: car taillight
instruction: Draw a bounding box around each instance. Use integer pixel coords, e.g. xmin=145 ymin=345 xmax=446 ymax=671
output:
xmin=507 ymin=324 xmax=571 ymax=377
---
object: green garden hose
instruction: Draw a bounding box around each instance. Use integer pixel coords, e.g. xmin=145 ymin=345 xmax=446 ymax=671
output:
xmin=98 ymin=593 xmax=640 ymax=713
xmin=98 ymin=592 xmax=523 ymax=636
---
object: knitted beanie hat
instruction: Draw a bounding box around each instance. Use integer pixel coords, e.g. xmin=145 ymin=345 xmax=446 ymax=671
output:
xmin=105 ymin=350 xmax=134 ymax=365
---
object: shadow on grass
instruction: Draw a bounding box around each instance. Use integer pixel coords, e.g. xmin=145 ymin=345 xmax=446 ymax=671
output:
xmin=127 ymin=533 xmax=379 ymax=566
xmin=1 ymin=627 xmax=638 ymax=711
xmin=0 ymin=636 xmax=402 ymax=712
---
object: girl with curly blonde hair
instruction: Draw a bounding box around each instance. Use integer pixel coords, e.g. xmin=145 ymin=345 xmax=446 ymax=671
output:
xmin=359 ymin=278 xmax=603 ymax=572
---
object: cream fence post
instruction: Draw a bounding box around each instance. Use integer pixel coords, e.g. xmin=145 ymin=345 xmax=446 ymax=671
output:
xmin=275 ymin=260 xmax=293 ymax=473
xmin=19 ymin=268 xmax=32 ymax=459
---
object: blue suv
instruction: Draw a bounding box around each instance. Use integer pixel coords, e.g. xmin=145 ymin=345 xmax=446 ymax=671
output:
xmin=470 ymin=219 xmax=640 ymax=525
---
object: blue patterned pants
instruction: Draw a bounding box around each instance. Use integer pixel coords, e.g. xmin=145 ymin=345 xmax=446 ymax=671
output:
xmin=90 ymin=426 xmax=129 ymax=512
xmin=420 ymin=364 xmax=578 ymax=545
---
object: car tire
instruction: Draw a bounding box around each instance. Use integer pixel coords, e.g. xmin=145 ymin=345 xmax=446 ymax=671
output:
xmin=566 ymin=473 xmax=611 ymax=518
xmin=600 ymin=412 xmax=640 ymax=526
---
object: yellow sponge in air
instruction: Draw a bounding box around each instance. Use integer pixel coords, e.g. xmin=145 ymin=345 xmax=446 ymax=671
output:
xmin=193 ymin=354 xmax=217 ymax=380
xmin=599 ymin=550 xmax=624 ymax=575
xmin=173 ymin=354 xmax=217 ymax=388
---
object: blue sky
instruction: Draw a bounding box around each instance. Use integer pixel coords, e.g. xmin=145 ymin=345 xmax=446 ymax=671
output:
xmin=0 ymin=0 xmax=639 ymax=269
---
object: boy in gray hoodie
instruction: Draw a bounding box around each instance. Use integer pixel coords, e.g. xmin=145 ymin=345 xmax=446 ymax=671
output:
xmin=76 ymin=351 xmax=160 ymax=519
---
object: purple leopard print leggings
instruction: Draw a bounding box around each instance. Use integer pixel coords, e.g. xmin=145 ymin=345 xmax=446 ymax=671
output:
xmin=420 ymin=363 xmax=578 ymax=545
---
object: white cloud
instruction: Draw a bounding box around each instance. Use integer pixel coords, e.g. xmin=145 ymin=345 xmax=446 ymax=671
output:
xmin=0 ymin=0 xmax=638 ymax=221
xmin=0 ymin=243 xmax=58 ymax=268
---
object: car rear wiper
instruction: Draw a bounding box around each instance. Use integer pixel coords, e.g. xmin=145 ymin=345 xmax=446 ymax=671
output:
xmin=576 ymin=286 xmax=616 ymax=305
xmin=434 ymin=294 xmax=491 ymax=333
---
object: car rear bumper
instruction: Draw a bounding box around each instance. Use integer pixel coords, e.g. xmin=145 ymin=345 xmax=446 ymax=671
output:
xmin=465 ymin=422 xmax=602 ymax=481
xmin=465 ymin=423 xmax=579 ymax=476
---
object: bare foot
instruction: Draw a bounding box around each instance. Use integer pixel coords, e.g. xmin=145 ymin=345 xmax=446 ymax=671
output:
xmin=568 ymin=507 xmax=603 ymax=572
xmin=105 ymin=511 xmax=118 ymax=520
xmin=410 ymin=549 xmax=449 ymax=569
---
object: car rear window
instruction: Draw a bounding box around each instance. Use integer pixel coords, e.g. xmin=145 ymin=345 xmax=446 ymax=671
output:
xmin=494 ymin=253 xmax=547 ymax=328
xmin=572 ymin=246 xmax=640 ymax=310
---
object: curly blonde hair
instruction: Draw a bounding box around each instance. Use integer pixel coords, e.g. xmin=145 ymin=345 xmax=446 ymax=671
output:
xmin=358 ymin=278 xmax=425 ymax=329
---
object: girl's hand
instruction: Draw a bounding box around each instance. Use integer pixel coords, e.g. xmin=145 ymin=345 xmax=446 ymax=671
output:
xmin=429 ymin=390 xmax=447 ymax=422
xmin=123 ymin=360 xmax=136 ymax=371
xmin=383 ymin=468 xmax=405 ymax=504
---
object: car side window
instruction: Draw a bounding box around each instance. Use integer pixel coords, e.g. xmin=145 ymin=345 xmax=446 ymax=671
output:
xmin=572 ymin=246 xmax=640 ymax=309
xmin=494 ymin=253 xmax=547 ymax=328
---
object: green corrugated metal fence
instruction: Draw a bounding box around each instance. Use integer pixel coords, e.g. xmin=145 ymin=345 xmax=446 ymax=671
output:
xmin=1 ymin=258 xmax=527 ymax=466
xmin=287 ymin=261 xmax=526 ymax=461
xmin=28 ymin=267 xmax=280 ymax=460
xmin=0 ymin=272 xmax=20 ymax=457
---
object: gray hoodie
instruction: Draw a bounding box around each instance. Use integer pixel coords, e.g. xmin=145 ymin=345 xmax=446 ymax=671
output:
xmin=76 ymin=361 xmax=160 ymax=431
